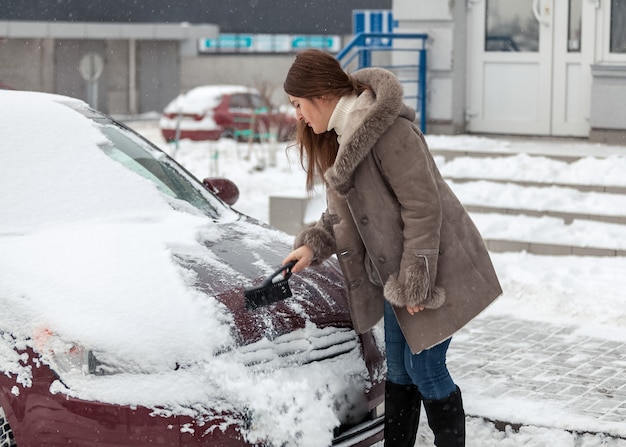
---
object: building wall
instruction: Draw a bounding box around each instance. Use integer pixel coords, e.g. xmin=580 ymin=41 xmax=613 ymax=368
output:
xmin=0 ymin=36 xmax=186 ymax=114
xmin=0 ymin=34 xmax=326 ymax=114
xmin=0 ymin=38 xmax=54 ymax=92
xmin=137 ymin=41 xmax=180 ymax=114
xmin=590 ymin=64 xmax=626 ymax=145
xmin=106 ymin=40 xmax=131 ymax=114
xmin=180 ymin=53 xmax=308 ymax=107
xmin=393 ymin=0 xmax=465 ymax=134
xmin=55 ymin=40 xmax=107 ymax=109
xmin=0 ymin=20 xmax=219 ymax=114
xmin=393 ymin=0 xmax=626 ymax=142
xmin=0 ymin=1 xmax=392 ymax=114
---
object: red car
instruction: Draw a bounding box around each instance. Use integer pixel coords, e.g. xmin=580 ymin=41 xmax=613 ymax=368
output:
xmin=0 ymin=90 xmax=384 ymax=447
xmin=159 ymin=85 xmax=297 ymax=143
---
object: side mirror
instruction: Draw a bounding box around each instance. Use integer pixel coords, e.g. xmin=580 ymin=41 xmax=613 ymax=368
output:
xmin=202 ymin=177 xmax=240 ymax=206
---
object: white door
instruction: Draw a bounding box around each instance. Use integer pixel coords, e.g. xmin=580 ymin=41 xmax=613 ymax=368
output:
xmin=466 ymin=0 xmax=596 ymax=136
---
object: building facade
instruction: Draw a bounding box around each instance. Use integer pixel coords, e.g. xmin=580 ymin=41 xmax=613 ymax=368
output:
xmin=0 ymin=21 xmax=220 ymax=114
xmin=0 ymin=0 xmax=389 ymax=115
xmin=2 ymin=0 xmax=623 ymax=143
xmin=393 ymin=0 xmax=626 ymax=143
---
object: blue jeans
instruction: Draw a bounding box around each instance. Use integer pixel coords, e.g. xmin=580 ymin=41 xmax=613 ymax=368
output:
xmin=384 ymin=300 xmax=457 ymax=400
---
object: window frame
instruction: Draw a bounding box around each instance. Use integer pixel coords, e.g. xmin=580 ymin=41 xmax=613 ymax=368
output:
xmin=601 ymin=0 xmax=626 ymax=61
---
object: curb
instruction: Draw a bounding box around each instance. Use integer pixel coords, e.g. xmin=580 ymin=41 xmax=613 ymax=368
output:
xmin=474 ymin=416 xmax=626 ymax=441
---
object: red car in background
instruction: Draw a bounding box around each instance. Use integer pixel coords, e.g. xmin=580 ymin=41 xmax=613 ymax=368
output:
xmin=159 ymin=85 xmax=297 ymax=143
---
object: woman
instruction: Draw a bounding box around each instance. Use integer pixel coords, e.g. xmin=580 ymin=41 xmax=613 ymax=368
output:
xmin=282 ymin=49 xmax=502 ymax=447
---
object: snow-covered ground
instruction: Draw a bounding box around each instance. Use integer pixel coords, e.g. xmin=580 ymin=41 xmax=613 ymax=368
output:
xmin=130 ymin=121 xmax=626 ymax=447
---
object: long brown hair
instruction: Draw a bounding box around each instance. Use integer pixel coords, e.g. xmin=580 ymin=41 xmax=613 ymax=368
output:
xmin=284 ymin=49 xmax=369 ymax=191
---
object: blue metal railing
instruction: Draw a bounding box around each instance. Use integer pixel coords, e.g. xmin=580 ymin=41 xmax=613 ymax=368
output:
xmin=336 ymin=32 xmax=428 ymax=133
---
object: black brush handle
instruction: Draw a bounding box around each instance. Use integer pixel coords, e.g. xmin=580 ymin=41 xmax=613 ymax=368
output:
xmin=262 ymin=260 xmax=297 ymax=286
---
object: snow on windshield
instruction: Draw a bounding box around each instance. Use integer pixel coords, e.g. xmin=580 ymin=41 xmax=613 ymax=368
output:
xmin=2 ymin=92 xmax=176 ymax=231
xmin=0 ymin=91 xmax=235 ymax=366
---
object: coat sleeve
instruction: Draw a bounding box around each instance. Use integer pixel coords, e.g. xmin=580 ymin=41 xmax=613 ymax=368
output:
xmin=376 ymin=124 xmax=446 ymax=309
xmin=293 ymin=210 xmax=337 ymax=266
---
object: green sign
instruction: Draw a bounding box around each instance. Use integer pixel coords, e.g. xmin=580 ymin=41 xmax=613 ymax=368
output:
xmin=201 ymin=34 xmax=254 ymax=50
xmin=291 ymin=36 xmax=335 ymax=49
xmin=199 ymin=34 xmax=341 ymax=53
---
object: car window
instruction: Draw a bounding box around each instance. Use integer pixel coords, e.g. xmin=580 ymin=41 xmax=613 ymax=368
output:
xmin=249 ymin=94 xmax=268 ymax=112
xmin=96 ymin=121 xmax=224 ymax=219
xmin=229 ymin=93 xmax=251 ymax=109
xmin=103 ymin=145 xmax=178 ymax=197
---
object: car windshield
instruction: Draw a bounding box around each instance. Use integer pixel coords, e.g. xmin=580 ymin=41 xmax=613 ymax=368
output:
xmin=94 ymin=116 xmax=225 ymax=219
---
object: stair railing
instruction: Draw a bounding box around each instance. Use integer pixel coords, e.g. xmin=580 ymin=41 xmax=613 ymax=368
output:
xmin=336 ymin=32 xmax=428 ymax=133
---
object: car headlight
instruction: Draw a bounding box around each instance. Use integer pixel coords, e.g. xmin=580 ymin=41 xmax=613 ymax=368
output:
xmin=48 ymin=344 xmax=99 ymax=375
xmin=33 ymin=327 xmax=107 ymax=376
xmin=372 ymin=402 xmax=385 ymax=419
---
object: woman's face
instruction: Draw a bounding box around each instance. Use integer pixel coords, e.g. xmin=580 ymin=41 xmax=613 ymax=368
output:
xmin=288 ymin=95 xmax=337 ymax=134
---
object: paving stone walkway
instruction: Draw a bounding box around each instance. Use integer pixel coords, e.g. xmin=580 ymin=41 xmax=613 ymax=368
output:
xmin=447 ymin=315 xmax=626 ymax=438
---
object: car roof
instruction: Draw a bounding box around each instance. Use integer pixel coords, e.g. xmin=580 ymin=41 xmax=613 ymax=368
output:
xmin=0 ymin=88 xmax=86 ymax=106
xmin=163 ymin=84 xmax=259 ymax=113
xmin=188 ymin=84 xmax=256 ymax=96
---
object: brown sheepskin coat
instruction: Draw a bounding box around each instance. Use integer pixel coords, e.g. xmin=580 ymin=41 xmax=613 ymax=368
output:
xmin=294 ymin=67 xmax=502 ymax=353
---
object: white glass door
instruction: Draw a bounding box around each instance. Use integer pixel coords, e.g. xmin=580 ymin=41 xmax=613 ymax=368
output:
xmin=466 ymin=0 xmax=596 ymax=136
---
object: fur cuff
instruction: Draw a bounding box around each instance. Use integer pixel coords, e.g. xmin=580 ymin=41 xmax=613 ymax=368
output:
xmin=294 ymin=224 xmax=335 ymax=265
xmin=384 ymin=260 xmax=446 ymax=309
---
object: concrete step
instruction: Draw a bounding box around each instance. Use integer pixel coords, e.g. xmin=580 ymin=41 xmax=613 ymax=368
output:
xmin=270 ymin=196 xmax=626 ymax=257
xmin=269 ymin=147 xmax=626 ymax=256
xmin=464 ymin=204 xmax=626 ymax=225
xmin=430 ymin=148 xmax=584 ymax=163
xmin=470 ymin=210 xmax=626 ymax=257
xmin=445 ymin=176 xmax=626 ymax=196
xmin=483 ymin=238 xmax=626 ymax=257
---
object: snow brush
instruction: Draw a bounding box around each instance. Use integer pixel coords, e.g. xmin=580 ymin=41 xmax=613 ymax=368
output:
xmin=244 ymin=260 xmax=297 ymax=310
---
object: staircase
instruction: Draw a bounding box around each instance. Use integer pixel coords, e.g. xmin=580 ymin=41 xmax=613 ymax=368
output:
xmin=269 ymin=140 xmax=626 ymax=258
xmin=430 ymin=143 xmax=626 ymax=257
xmin=336 ymin=32 xmax=428 ymax=133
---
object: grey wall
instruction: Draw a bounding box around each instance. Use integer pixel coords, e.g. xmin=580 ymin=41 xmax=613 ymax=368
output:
xmin=0 ymin=0 xmax=392 ymax=114
xmin=138 ymin=41 xmax=180 ymax=113
xmin=55 ymin=40 xmax=107 ymax=110
xmin=0 ymin=35 xmax=328 ymax=114
xmin=179 ymin=53 xmax=308 ymax=108
xmin=590 ymin=64 xmax=626 ymax=145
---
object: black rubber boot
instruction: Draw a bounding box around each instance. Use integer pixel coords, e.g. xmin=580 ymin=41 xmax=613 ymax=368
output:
xmin=423 ymin=386 xmax=465 ymax=447
xmin=384 ymin=381 xmax=422 ymax=447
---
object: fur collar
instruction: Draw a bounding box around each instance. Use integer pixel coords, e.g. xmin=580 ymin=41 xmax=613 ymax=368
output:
xmin=324 ymin=67 xmax=414 ymax=195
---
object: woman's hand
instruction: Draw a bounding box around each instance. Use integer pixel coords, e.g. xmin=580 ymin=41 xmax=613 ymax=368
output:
xmin=282 ymin=245 xmax=315 ymax=273
xmin=406 ymin=304 xmax=425 ymax=316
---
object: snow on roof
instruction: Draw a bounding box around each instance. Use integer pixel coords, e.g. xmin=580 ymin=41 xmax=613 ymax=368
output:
xmin=163 ymin=84 xmax=257 ymax=113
